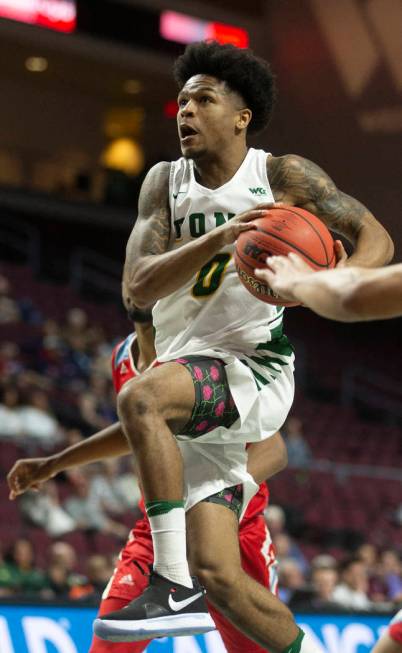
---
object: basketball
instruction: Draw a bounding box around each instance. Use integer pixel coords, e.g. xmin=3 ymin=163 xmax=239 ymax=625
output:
xmin=234 ymin=206 xmax=336 ymax=307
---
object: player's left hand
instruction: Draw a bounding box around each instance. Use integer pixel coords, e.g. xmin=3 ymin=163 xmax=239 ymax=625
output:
xmin=334 ymin=240 xmax=348 ymax=267
xmin=255 ymin=253 xmax=313 ymax=301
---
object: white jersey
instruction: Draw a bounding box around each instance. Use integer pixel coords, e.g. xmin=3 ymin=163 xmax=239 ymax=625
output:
xmin=153 ymin=147 xmax=295 ymax=445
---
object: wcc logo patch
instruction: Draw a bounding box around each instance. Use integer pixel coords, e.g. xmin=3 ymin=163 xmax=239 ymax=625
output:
xmin=249 ymin=187 xmax=267 ymax=195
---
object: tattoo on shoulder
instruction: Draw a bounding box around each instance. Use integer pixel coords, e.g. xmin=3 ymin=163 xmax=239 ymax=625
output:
xmin=136 ymin=162 xmax=171 ymax=256
xmin=267 ymin=154 xmax=369 ymax=243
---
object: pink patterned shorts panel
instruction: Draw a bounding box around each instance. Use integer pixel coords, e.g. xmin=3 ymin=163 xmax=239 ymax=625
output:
xmin=174 ymin=356 xmax=240 ymax=438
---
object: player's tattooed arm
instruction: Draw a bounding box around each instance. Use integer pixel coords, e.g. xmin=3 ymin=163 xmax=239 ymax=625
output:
xmin=267 ymin=154 xmax=394 ymax=267
xmin=123 ymin=162 xmax=171 ymax=310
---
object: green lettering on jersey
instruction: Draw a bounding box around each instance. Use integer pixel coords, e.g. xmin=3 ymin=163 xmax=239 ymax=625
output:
xmin=174 ymin=217 xmax=185 ymax=240
xmin=189 ymin=213 xmax=206 ymax=238
xmin=214 ymin=212 xmax=235 ymax=227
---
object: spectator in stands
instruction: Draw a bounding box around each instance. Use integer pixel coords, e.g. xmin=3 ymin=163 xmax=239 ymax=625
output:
xmin=378 ymin=550 xmax=402 ymax=603
xmin=332 ymin=557 xmax=372 ymax=610
xmin=357 ymin=542 xmax=388 ymax=603
xmin=48 ymin=542 xmax=86 ymax=588
xmin=311 ymin=567 xmax=339 ymax=607
xmin=0 ymin=385 xmax=22 ymax=439
xmin=278 ymin=558 xmax=306 ymax=604
xmin=64 ymin=470 xmax=128 ymax=540
xmin=0 ymin=274 xmax=20 ymax=324
xmin=89 ymin=459 xmax=141 ymax=515
xmin=41 ymin=319 xmax=64 ymax=353
xmin=64 ymin=308 xmax=89 ymax=344
xmin=265 ymin=506 xmax=309 ymax=575
xmin=273 ymin=532 xmax=309 ymax=576
xmin=0 ymin=342 xmax=24 ymax=380
xmin=79 ymin=376 xmax=115 ymax=432
xmin=112 ymin=458 xmax=143 ymax=511
xmin=284 ymin=416 xmax=312 ymax=468
xmin=4 ymin=538 xmax=47 ymax=596
xmin=264 ymin=504 xmax=286 ymax=537
xmin=41 ymin=562 xmax=71 ymax=600
xmin=70 ymin=555 xmax=114 ymax=602
xmin=20 ymin=481 xmax=76 ymax=537
xmin=17 ymin=389 xmax=63 ymax=450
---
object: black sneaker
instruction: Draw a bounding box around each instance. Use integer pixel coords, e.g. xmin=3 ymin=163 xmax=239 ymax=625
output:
xmin=93 ymin=572 xmax=215 ymax=642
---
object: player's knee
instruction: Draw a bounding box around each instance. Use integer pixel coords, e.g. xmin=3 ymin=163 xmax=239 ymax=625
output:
xmin=117 ymin=378 xmax=158 ymax=430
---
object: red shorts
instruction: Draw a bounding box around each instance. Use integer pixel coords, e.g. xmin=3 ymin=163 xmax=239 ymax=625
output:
xmin=89 ymin=514 xmax=277 ymax=653
xmin=390 ymin=622 xmax=402 ymax=645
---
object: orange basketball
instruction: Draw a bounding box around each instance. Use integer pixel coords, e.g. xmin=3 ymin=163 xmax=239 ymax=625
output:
xmin=234 ymin=206 xmax=336 ymax=307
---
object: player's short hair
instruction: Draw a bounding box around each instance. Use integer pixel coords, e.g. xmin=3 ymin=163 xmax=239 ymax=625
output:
xmin=173 ymin=41 xmax=276 ymax=133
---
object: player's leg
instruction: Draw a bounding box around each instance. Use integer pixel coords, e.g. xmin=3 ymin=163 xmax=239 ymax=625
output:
xmin=205 ymin=500 xmax=274 ymax=653
xmin=187 ymin=500 xmax=320 ymax=653
xmin=208 ymin=514 xmax=278 ymax=653
xmin=372 ymin=634 xmax=402 ymax=653
xmin=372 ymin=615 xmax=402 ymax=653
xmin=95 ymin=359 xmax=233 ymax=641
xmin=117 ymin=362 xmax=195 ymax=587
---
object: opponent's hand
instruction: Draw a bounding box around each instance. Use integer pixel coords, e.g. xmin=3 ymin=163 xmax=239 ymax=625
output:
xmin=218 ymin=203 xmax=281 ymax=246
xmin=334 ymin=240 xmax=348 ymax=268
xmin=255 ymin=253 xmax=314 ymax=301
xmin=7 ymin=457 xmax=56 ymax=500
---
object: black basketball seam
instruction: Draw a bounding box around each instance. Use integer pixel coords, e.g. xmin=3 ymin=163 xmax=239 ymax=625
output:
xmin=250 ymin=229 xmax=330 ymax=268
xmin=262 ymin=207 xmax=331 ymax=266
xmin=235 ymin=249 xmax=262 ymax=274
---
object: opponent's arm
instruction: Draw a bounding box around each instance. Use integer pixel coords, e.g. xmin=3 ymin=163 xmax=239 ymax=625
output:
xmin=123 ymin=162 xmax=273 ymax=308
xmin=256 ymin=254 xmax=402 ymax=322
xmin=7 ymin=422 xmax=130 ymax=499
xmin=267 ymin=155 xmax=394 ymax=267
xmin=247 ymin=431 xmax=288 ymax=484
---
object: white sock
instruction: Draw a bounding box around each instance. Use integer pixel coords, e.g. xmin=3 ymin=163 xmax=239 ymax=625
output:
xmin=148 ymin=507 xmax=193 ymax=588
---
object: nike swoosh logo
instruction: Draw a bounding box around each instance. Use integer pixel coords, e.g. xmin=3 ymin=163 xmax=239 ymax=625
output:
xmin=168 ymin=591 xmax=203 ymax=612
xmin=172 ymin=192 xmax=186 ymax=199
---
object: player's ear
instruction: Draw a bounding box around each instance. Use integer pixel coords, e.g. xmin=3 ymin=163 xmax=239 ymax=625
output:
xmin=236 ymin=108 xmax=252 ymax=132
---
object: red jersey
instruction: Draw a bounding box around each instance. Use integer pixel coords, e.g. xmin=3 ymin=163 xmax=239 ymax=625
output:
xmin=111 ymin=333 xmax=269 ymax=521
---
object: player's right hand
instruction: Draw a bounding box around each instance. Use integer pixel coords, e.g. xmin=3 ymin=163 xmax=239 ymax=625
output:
xmin=7 ymin=457 xmax=56 ymax=500
xmin=218 ymin=203 xmax=280 ymax=246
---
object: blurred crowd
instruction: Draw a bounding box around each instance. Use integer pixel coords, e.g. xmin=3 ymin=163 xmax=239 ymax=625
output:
xmin=0 ymin=272 xmax=118 ymax=449
xmin=0 ymin=269 xmax=401 ymax=611
xmin=265 ymin=504 xmax=402 ymax=612
xmin=0 ymin=538 xmax=115 ymax=602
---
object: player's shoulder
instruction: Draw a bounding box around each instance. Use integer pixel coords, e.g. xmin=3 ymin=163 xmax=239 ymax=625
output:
xmin=266 ymin=153 xmax=307 ymax=175
xmin=138 ymin=162 xmax=172 ymax=214
xmin=141 ymin=161 xmax=171 ymax=193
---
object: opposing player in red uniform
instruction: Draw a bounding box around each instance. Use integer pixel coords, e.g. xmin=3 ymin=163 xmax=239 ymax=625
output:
xmin=8 ymin=307 xmax=287 ymax=653
xmin=372 ymin=610 xmax=402 ymax=653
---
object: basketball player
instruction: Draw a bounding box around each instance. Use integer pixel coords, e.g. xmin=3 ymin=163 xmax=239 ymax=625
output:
xmin=255 ymin=255 xmax=402 ymax=321
xmin=7 ymin=305 xmax=286 ymax=653
xmin=95 ymin=41 xmax=393 ymax=651
xmin=371 ymin=610 xmax=402 ymax=653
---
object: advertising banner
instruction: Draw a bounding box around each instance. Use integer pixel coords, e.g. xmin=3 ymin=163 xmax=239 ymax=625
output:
xmin=0 ymin=604 xmax=390 ymax=653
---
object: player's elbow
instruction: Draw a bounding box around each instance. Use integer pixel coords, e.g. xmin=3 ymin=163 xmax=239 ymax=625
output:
xmin=124 ymin=272 xmax=154 ymax=309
